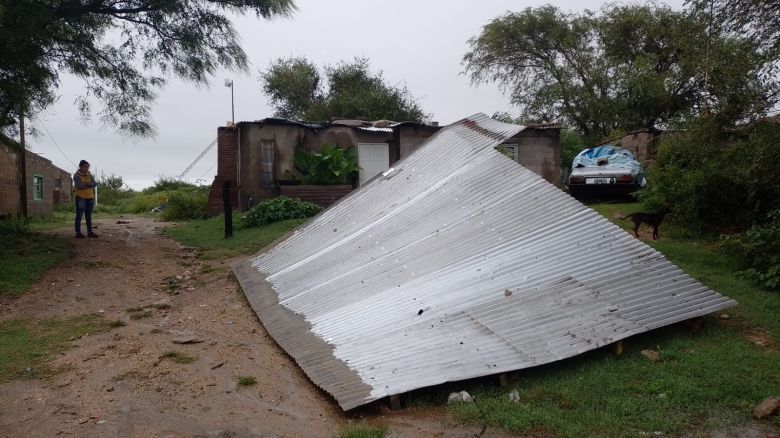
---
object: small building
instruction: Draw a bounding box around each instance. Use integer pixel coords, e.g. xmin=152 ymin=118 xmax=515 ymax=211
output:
xmin=208 ymin=117 xmax=560 ymax=215
xmin=597 ymin=128 xmax=665 ymax=167
xmin=0 ymin=134 xmax=73 ymax=217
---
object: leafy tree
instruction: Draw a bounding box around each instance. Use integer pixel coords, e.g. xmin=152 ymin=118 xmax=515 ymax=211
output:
xmin=464 ymin=4 xmax=778 ymax=143
xmin=0 ymin=0 xmax=296 ymax=136
xmin=688 ymin=0 xmax=780 ymax=54
xmin=259 ymin=56 xmax=320 ymax=119
xmin=98 ymin=173 xmax=126 ymax=193
xmin=260 ymin=57 xmax=428 ymax=122
xmin=96 ymin=172 xmax=134 ymax=205
xmin=639 ymin=118 xmax=780 ymax=234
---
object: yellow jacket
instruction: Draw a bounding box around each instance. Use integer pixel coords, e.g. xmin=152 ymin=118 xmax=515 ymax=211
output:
xmin=73 ymin=171 xmax=95 ymax=199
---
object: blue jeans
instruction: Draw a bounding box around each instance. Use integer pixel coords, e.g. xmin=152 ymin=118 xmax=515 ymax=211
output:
xmin=75 ymin=197 xmax=94 ymax=234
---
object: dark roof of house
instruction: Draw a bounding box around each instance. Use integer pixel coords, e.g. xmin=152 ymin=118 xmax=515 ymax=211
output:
xmin=237 ymin=117 xmax=441 ymax=132
xmin=524 ymin=122 xmax=562 ymax=130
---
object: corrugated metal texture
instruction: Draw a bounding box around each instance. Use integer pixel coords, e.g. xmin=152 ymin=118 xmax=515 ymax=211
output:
xmin=233 ymin=113 xmax=736 ymax=411
xmin=354 ymin=126 xmax=394 ymax=133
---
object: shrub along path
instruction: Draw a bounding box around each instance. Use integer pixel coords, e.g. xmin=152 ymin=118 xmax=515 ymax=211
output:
xmin=0 ymin=216 xmax=505 ymax=438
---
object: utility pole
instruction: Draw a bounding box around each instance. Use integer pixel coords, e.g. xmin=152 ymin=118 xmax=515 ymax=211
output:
xmin=224 ymin=79 xmax=234 ymax=124
xmin=19 ymin=110 xmax=28 ymax=217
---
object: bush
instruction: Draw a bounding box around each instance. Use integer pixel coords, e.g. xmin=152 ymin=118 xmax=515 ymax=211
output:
xmin=96 ymin=173 xmax=135 ymax=205
xmin=639 ymin=118 xmax=780 ymax=234
xmin=0 ymin=217 xmax=31 ymax=236
xmin=243 ymin=196 xmax=322 ymax=228
xmin=116 ymin=192 xmax=167 ymax=214
xmin=721 ymin=210 xmax=780 ymax=290
xmin=293 ymin=144 xmax=359 ymax=185
xmin=160 ymin=187 xmax=208 ymax=221
xmin=143 ymin=177 xmax=197 ymax=194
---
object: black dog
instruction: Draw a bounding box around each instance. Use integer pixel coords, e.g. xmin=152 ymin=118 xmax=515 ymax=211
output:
xmin=621 ymin=207 xmax=671 ymax=240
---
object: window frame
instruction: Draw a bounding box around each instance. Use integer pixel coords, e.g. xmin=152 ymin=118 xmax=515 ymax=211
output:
xmin=32 ymin=174 xmax=44 ymax=201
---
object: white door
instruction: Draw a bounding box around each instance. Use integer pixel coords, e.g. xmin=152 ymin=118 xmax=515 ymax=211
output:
xmin=358 ymin=143 xmax=390 ymax=186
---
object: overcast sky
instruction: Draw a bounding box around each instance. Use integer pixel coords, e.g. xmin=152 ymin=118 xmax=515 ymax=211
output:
xmin=25 ymin=0 xmax=682 ymax=190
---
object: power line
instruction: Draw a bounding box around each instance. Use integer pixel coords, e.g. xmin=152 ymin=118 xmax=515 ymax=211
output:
xmin=39 ymin=120 xmax=77 ymax=168
xmin=178 ymin=137 xmax=218 ymax=179
xmin=193 ymin=161 xmax=217 ymax=182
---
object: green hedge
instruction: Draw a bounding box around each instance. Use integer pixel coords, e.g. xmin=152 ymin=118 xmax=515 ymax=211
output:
xmin=640 ymin=118 xmax=780 ymax=234
xmin=243 ymin=196 xmax=322 ymax=228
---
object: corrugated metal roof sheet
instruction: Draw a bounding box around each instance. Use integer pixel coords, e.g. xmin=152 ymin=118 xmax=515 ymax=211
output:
xmin=354 ymin=126 xmax=394 ymax=133
xmin=233 ymin=113 xmax=736 ymax=411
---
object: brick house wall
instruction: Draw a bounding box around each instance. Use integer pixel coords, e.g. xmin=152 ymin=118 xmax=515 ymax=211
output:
xmin=0 ymin=138 xmax=72 ymax=217
xmin=207 ymin=125 xmax=239 ymax=215
xmin=25 ymin=151 xmax=73 ymax=216
xmin=597 ymin=128 xmax=664 ymax=168
xmin=278 ymin=185 xmax=353 ymax=208
xmin=208 ymin=119 xmax=562 ymax=216
xmin=0 ymin=141 xmax=20 ymax=217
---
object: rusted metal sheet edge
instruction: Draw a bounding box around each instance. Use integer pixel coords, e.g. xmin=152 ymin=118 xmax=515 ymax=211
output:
xmin=232 ymin=258 xmax=372 ymax=410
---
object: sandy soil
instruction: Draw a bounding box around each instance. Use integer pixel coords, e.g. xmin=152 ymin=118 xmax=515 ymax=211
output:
xmin=0 ymin=217 xmax=515 ymax=438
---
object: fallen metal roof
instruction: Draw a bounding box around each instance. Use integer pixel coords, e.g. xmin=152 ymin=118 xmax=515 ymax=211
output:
xmin=234 ymin=113 xmax=736 ymax=410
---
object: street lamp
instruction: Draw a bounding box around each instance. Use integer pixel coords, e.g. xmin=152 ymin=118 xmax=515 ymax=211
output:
xmin=224 ymin=79 xmax=234 ymax=124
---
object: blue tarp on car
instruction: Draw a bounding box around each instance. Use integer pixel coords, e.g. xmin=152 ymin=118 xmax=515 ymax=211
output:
xmin=572 ymin=145 xmax=646 ymax=186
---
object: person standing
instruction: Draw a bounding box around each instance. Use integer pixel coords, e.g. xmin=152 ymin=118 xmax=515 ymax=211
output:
xmin=73 ymin=160 xmax=98 ymax=238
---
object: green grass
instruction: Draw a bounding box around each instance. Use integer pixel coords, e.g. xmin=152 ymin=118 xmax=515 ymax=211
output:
xmin=159 ymin=351 xmax=196 ymax=364
xmin=432 ymin=202 xmax=780 ymax=437
xmin=0 ymin=314 xmax=115 ymax=381
xmin=338 ymin=423 xmax=389 ymax=438
xmin=236 ymin=375 xmax=257 ymax=386
xmin=27 ymin=211 xmax=72 ymax=231
xmin=0 ymin=230 xmax=69 ymax=296
xmin=162 ymin=215 xmax=305 ymax=259
xmin=27 ymin=210 xmax=124 ymax=231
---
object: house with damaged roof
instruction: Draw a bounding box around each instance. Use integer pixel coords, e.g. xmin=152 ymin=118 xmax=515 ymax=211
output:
xmin=0 ymin=134 xmax=73 ymax=218
xmin=231 ymin=114 xmax=736 ymax=410
xmin=207 ymin=117 xmax=561 ymax=215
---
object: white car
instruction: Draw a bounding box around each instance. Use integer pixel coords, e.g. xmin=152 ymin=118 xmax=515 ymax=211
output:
xmin=567 ymin=145 xmax=646 ymax=199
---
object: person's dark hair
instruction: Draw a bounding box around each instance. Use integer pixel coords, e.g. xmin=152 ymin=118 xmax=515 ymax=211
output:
xmin=78 ymin=160 xmax=89 ymax=167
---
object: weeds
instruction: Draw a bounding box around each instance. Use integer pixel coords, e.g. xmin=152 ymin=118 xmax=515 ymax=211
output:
xmin=338 ymin=422 xmax=389 ymax=438
xmin=236 ymin=376 xmax=257 ymax=386
xmin=159 ymin=351 xmax=196 ymax=364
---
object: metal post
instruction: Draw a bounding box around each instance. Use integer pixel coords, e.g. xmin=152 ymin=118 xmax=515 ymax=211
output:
xmin=19 ymin=110 xmax=28 ymax=217
xmin=225 ymin=79 xmax=234 ymax=124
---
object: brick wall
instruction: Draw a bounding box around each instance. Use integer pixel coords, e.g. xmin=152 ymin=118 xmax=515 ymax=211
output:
xmin=279 ymin=185 xmax=353 ymax=208
xmin=617 ymin=130 xmax=656 ymax=164
xmin=0 ymin=142 xmax=20 ymax=217
xmin=208 ymin=126 xmax=239 ymax=215
xmin=26 ymin=151 xmax=67 ymax=216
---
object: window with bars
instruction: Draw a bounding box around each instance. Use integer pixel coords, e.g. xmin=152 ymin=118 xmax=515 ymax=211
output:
xmin=32 ymin=174 xmax=44 ymax=201
xmin=261 ymin=140 xmax=275 ymax=186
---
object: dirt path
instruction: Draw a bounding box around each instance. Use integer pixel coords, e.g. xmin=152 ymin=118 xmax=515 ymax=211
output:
xmin=0 ymin=217 xmax=512 ymax=438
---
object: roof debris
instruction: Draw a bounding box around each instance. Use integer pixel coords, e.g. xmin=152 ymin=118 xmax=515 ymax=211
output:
xmin=233 ymin=113 xmax=736 ymax=410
